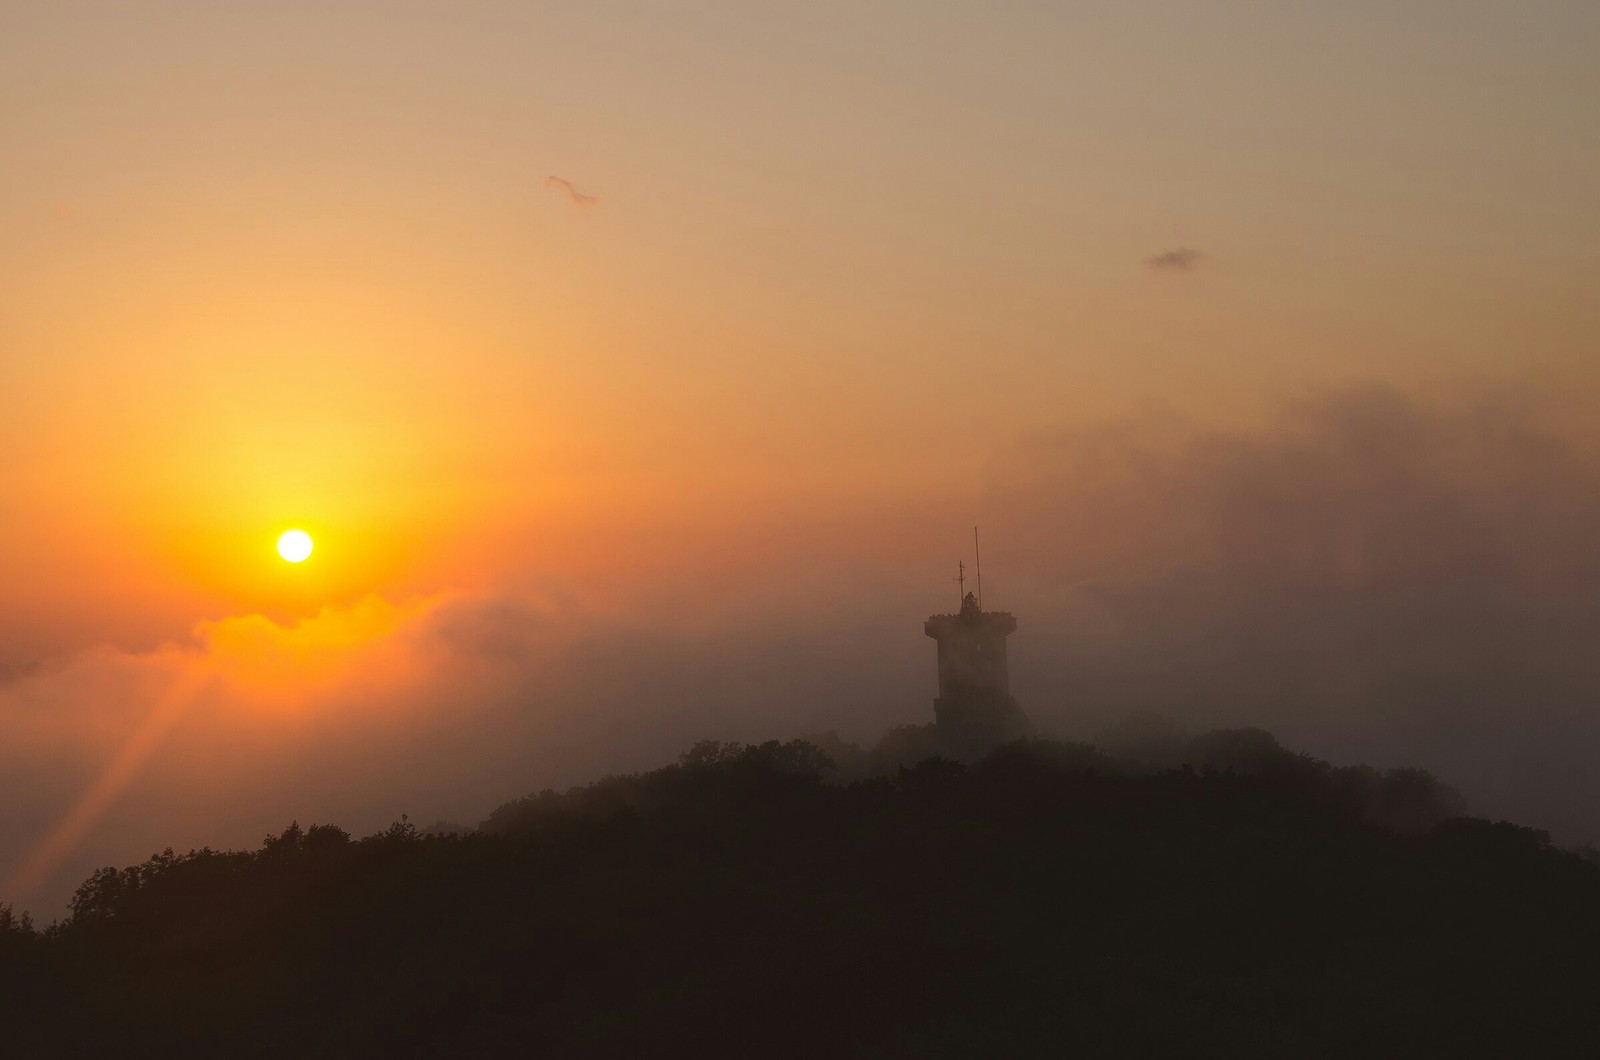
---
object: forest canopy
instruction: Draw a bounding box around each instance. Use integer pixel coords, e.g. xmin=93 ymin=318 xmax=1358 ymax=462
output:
xmin=3 ymin=725 xmax=1598 ymax=1057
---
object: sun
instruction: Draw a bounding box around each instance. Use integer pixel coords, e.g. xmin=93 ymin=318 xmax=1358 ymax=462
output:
xmin=277 ymin=529 xmax=314 ymax=563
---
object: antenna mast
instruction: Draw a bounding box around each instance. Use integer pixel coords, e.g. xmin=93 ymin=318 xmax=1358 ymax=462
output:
xmin=974 ymin=526 xmax=983 ymax=608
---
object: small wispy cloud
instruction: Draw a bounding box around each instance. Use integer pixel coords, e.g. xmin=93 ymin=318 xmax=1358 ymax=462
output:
xmin=545 ymin=175 xmax=598 ymax=207
xmin=1145 ymin=247 xmax=1206 ymax=272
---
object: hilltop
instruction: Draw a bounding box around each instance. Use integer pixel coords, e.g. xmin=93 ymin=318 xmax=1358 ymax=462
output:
xmin=3 ymin=727 xmax=1599 ymax=1057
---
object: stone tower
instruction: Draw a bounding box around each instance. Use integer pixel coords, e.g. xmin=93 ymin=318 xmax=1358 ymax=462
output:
xmin=924 ymin=590 xmax=1030 ymax=744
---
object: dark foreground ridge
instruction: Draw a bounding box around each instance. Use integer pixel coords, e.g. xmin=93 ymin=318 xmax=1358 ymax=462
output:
xmin=4 ymin=729 xmax=1600 ymax=1057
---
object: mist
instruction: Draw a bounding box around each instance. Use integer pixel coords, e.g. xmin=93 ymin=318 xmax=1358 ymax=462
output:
xmin=6 ymin=380 xmax=1600 ymax=917
xmin=994 ymin=382 xmax=1600 ymax=841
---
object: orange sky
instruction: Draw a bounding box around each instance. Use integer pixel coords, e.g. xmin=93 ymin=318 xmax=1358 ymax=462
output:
xmin=3 ymin=1 xmax=1599 ymax=912
xmin=5 ymin=1 xmax=1597 ymax=657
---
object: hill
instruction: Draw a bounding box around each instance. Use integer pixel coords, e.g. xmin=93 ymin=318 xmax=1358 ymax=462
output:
xmin=3 ymin=730 xmax=1599 ymax=1057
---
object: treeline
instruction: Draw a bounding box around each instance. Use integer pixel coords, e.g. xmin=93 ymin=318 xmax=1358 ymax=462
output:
xmin=3 ymin=729 xmax=1599 ymax=1057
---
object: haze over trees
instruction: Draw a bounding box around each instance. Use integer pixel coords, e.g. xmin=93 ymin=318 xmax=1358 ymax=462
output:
xmin=3 ymin=721 xmax=1598 ymax=1057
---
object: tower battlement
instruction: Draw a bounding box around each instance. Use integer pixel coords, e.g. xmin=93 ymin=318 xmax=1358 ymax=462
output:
xmin=924 ymin=593 xmax=1016 ymax=700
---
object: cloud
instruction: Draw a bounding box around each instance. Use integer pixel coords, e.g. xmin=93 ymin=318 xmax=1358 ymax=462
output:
xmin=1145 ymin=247 xmax=1205 ymax=271
xmin=0 ymin=594 xmax=486 ymax=902
xmin=545 ymin=175 xmax=598 ymax=207
xmin=984 ymin=383 xmax=1600 ymax=844
xmin=9 ymin=380 xmax=1600 ymax=919
xmin=0 ymin=587 xmax=924 ymax=916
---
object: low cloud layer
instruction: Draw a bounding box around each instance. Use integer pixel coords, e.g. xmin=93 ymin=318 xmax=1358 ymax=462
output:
xmin=988 ymin=384 xmax=1600 ymax=842
xmin=6 ymin=381 xmax=1600 ymax=917
xmin=0 ymin=590 xmax=923 ymax=915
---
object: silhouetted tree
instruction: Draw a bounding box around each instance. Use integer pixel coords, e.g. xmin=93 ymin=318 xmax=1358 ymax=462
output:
xmin=7 ymin=728 xmax=1600 ymax=1058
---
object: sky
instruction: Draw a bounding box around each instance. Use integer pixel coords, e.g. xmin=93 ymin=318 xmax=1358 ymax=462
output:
xmin=2 ymin=1 xmax=1599 ymax=914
